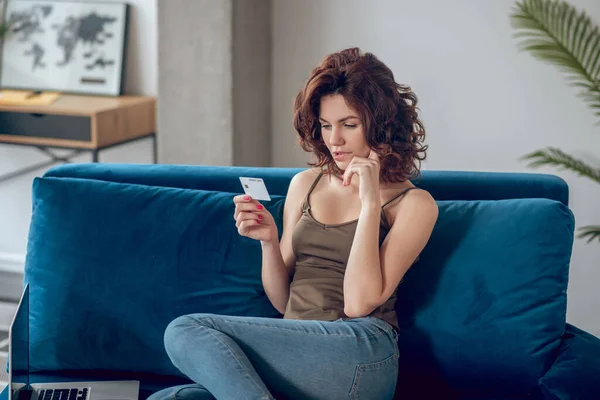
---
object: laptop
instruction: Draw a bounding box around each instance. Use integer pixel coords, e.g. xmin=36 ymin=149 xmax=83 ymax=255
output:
xmin=8 ymin=284 xmax=140 ymax=400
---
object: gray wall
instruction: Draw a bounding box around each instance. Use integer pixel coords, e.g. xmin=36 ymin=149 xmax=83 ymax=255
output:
xmin=233 ymin=0 xmax=272 ymax=166
xmin=158 ymin=0 xmax=233 ymax=165
xmin=158 ymin=0 xmax=271 ymax=167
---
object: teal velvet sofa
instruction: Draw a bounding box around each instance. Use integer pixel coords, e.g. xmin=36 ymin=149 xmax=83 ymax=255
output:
xmin=2 ymin=163 xmax=599 ymax=400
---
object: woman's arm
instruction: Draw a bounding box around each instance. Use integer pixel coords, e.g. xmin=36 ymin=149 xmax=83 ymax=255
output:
xmin=343 ymin=189 xmax=438 ymax=317
xmin=261 ymin=171 xmax=311 ymax=314
xmin=260 ymin=239 xmax=291 ymax=314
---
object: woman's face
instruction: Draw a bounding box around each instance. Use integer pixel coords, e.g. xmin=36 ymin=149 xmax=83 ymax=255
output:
xmin=318 ymin=94 xmax=370 ymax=171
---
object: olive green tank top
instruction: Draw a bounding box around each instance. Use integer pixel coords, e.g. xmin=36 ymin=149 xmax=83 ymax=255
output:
xmin=284 ymin=172 xmax=417 ymax=331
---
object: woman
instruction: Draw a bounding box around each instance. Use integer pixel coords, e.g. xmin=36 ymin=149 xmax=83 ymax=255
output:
xmin=149 ymin=47 xmax=438 ymax=400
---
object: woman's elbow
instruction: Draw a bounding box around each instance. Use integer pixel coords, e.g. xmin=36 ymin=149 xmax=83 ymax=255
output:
xmin=344 ymin=302 xmax=377 ymax=319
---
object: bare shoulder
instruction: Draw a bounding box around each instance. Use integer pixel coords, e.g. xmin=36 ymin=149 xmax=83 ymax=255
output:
xmin=389 ymin=188 xmax=439 ymax=226
xmin=285 ymin=168 xmax=322 ymax=209
xmin=405 ymin=187 xmax=436 ymax=204
xmin=288 ymin=168 xmax=321 ymax=194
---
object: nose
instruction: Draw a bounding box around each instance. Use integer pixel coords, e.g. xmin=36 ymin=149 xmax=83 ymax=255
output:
xmin=329 ymin=126 xmax=345 ymax=146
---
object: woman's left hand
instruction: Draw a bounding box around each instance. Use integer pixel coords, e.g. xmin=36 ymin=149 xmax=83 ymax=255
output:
xmin=343 ymin=150 xmax=381 ymax=206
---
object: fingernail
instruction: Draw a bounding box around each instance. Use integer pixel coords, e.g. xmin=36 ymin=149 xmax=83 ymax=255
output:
xmin=257 ymin=205 xmax=263 ymax=210
xmin=258 ymin=215 xmax=263 ymax=219
xmin=244 ymin=196 xmax=250 ymax=200
xmin=257 ymin=219 xmax=262 ymax=224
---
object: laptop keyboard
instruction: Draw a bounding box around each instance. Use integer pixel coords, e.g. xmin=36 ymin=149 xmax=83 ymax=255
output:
xmin=37 ymin=388 xmax=89 ymax=400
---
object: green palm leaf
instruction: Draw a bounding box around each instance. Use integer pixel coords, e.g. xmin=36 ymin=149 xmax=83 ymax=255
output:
xmin=521 ymin=147 xmax=600 ymax=183
xmin=0 ymin=23 xmax=9 ymax=38
xmin=511 ymin=0 xmax=600 ymax=121
xmin=578 ymin=226 xmax=600 ymax=243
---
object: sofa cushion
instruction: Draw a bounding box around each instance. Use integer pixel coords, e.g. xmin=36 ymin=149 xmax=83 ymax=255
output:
xmin=539 ymin=323 xmax=600 ymax=400
xmin=25 ymin=177 xmax=285 ymax=376
xmin=395 ymin=199 xmax=574 ymax=398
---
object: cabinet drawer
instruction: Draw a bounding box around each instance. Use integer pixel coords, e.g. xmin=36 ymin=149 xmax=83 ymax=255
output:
xmin=0 ymin=111 xmax=91 ymax=141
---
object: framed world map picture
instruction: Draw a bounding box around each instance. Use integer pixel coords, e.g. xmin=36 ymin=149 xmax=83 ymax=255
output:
xmin=0 ymin=0 xmax=129 ymax=96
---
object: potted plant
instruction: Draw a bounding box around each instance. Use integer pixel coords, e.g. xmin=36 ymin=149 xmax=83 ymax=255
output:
xmin=511 ymin=0 xmax=600 ymax=243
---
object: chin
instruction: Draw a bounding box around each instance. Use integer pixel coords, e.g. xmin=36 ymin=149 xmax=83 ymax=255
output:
xmin=334 ymin=160 xmax=349 ymax=170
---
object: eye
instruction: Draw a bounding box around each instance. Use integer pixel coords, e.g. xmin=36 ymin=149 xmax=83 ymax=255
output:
xmin=344 ymin=124 xmax=357 ymax=129
xmin=320 ymin=124 xmax=332 ymax=130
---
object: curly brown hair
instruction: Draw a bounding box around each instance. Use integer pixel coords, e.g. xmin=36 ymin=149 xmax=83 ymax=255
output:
xmin=293 ymin=47 xmax=427 ymax=183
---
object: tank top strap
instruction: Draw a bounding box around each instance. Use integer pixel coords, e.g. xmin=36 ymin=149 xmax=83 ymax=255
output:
xmin=380 ymin=186 xmax=419 ymax=228
xmin=381 ymin=186 xmax=418 ymax=209
xmin=301 ymin=172 xmax=324 ymax=212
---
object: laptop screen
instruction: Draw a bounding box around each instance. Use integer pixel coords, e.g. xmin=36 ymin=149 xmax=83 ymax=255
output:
xmin=9 ymin=284 xmax=29 ymax=400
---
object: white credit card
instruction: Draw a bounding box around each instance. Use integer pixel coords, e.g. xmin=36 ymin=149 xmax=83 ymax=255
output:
xmin=239 ymin=177 xmax=271 ymax=201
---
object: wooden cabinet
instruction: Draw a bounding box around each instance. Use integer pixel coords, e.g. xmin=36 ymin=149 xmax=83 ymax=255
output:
xmin=0 ymin=95 xmax=157 ymax=182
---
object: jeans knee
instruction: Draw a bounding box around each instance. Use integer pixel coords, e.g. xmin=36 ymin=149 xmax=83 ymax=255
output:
xmin=164 ymin=315 xmax=192 ymax=360
xmin=164 ymin=314 xmax=215 ymax=360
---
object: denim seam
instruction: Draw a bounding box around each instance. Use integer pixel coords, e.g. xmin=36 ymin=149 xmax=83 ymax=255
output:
xmin=171 ymin=386 xmax=199 ymax=400
xmin=188 ymin=315 xmax=274 ymax=398
xmin=348 ymin=365 xmax=360 ymax=400
xmin=218 ymin=319 xmax=388 ymax=340
xmin=348 ymin=353 xmax=398 ymax=398
xmin=355 ymin=353 xmax=397 ymax=370
xmin=367 ymin=318 xmax=397 ymax=337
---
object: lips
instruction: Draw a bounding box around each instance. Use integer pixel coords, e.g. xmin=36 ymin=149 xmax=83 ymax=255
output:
xmin=333 ymin=152 xmax=350 ymax=160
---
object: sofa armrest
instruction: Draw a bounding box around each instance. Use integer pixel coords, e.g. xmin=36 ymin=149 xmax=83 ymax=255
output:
xmin=539 ymin=324 xmax=600 ymax=399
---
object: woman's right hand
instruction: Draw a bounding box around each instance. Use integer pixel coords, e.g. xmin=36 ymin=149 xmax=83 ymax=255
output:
xmin=233 ymin=195 xmax=278 ymax=243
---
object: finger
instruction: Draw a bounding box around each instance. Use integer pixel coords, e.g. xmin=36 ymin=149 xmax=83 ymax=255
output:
xmin=238 ymin=220 xmax=253 ymax=235
xmin=342 ymin=158 xmax=355 ymax=186
xmin=234 ymin=202 xmax=264 ymax=218
xmin=233 ymin=194 xmax=255 ymax=204
xmin=236 ymin=202 xmax=263 ymax=211
xmin=342 ymin=167 xmax=349 ymax=186
xmin=343 ymin=167 xmax=355 ymax=186
xmin=236 ymin=211 xmax=257 ymax=224
xmin=236 ymin=211 xmax=264 ymax=227
xmin=238 ymin=220 xmax=261 ymax=236
xmin=368 ymin=149 xmax=379 ymax=161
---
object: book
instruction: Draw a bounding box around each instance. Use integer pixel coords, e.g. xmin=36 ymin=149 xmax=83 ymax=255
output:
xmin=0 ymin=90 xmax=61 ymax=106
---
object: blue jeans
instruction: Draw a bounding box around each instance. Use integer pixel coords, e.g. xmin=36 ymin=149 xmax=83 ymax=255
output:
xmin=147 ymin=314 xmax=399 ymax=400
